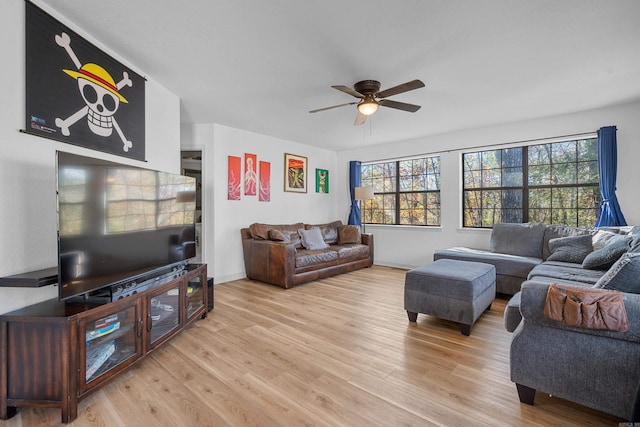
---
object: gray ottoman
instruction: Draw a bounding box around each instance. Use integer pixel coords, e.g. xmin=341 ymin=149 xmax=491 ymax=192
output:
xmin=404 ymin=259 xmax=496 ymax=336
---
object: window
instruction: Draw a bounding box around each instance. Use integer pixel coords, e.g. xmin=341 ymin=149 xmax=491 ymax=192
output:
xmin=463 ymin=138 xmax=599 ymax=228
xmin=361 ymin=156 xmax=441 ymax=226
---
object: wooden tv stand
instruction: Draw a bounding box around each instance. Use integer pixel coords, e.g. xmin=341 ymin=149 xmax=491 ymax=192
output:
xmin=0 ymin=263 xmax=208 ymax=423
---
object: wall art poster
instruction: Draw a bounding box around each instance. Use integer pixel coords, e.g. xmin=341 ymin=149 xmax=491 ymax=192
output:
xmin=244 ymin=153 xmax=257 ymax=195
xmin=25 ymin=2 xmax=146 ymax=160
xmin=284 ymin=153 xmax=307 ymax=193
xmin=228 ymin=156 xmax=241 ymax=200
xmin=259 ymin=161 xmax=271 ymax=202
xmin=316 ymin=169 xmax=329 ymax=193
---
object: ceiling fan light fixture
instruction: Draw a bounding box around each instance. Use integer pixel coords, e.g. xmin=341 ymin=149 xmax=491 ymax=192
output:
xmin=357 ymin=96 xmax=379 ymax=116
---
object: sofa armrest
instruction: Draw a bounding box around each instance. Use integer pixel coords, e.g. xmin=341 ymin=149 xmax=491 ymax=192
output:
xmin=241 ymin=235 xmax=296 ymax=288
xmin=361 ymin=233 xmax=374 ymax=266
xmin=519 ymin=280 xmax=640 ymax=343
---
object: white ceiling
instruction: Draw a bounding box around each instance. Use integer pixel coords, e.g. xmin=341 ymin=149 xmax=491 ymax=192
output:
xmin=40 ymin=0 xmax=640 ymax=151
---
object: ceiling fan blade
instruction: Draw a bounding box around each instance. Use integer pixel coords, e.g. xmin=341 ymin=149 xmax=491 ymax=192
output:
xmin=332 ymin=85 xmax=364 ymax=98
xmin=309 ymin=102 xmax=358 ymax=113
xmin=378 ymin=99 xmax=421 ymax=113
xmin=376 ymin=79 xmax=425 ymax=98
xmin=354 ymin=111 xmax=367 ymax=126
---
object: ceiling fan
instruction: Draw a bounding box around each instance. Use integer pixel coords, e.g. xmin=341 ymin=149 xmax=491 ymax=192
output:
xmin=309 ymin=79 xmax=425 ymax=125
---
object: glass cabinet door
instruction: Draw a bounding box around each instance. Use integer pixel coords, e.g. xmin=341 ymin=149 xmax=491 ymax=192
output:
xmin=79 ymin=298 xmax=141 ymax=393
xmin=147 ymin=281 xmax=182 ymax=350
xmin=185 ymin=267 xmax=205 ymax=323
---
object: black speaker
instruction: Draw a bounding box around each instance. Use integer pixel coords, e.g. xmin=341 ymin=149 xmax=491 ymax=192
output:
xmin=207 ymin=277 xmax=214 ymax=311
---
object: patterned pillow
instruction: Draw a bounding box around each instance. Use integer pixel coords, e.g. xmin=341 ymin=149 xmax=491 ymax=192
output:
xmin=593 ymin=252 xmax=640 ymax=294
xmin=582 ymin=237 xmax=631 ymax=270
xmin=298 ymin=227 xmax=329 ymax=250
xmin=630 ymin=233 xmax=640 ymax=253
xmin=546 ymin=234 xmax=593 ymax=263
xmin=592 ymin=230 xmax=629 ymax=250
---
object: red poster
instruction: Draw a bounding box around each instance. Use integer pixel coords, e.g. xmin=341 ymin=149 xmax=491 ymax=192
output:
xmin=259 ymin=161 xmax=271 ymax=202
xmin=244 ymin=153 xmax=257 ymax=195
xmin=228 ymin=156 xmax=241 ymax=200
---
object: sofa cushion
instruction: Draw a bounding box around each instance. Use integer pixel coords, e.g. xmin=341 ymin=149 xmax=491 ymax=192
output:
xmin=582 ymin=237 xmax=631 ymax=270
xmin=521 ymin=274 xmax=594 ymax=288
xmin=250 ymin=222 xmax=304 ymax=240
xmin=295 ymin=248 xmax=338 ymax=268
xmin=330 ymin=244 xmax=369 ymax=262
xmin=546 ymin=234 xmax=593 ymax=263
xmin=337 ymin=225 xmax=361 ymax=244
xmin=542 ymin=224 xmax=591 ymax=260
xmin=527 ymin=261 xmax=605 ymax=285
xmin=298 ymin=227 xmax=329 ymax=250
xmin=593 ymin=252 xmax=640 ymax=294
xmin=268 ymin=229 xmax=302 ymax=247
xmin=434 ymin=247 xmax=541 ymax=278
xmin=490 ymin=222 xmax=546 ymax=258
xmin=305 ymin=220 xmax=342 ymax=244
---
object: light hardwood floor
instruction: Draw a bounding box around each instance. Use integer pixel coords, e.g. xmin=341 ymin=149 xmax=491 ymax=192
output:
xmin=3 ymin=266 xmax=623 ymax=426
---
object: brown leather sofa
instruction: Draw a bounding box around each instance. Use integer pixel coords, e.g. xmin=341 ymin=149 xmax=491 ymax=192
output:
xmin=241 ymin=220 xmax=374 ymax=288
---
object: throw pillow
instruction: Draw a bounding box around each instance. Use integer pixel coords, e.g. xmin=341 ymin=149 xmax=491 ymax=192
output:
xmin=542 ymin=224 xmax=591 ymax=259
xmin=298 ymin=227 xmax=329 ymax=250
xmin=630 ymin=233 xmax=640 ymax=253
xmin=592 ymin=230 xmax=628 ymax=251
xmin=593 ymin=252 xmax=640 ymax=294
xmin=582 ymin=236 xmax=632 ymax=270
xmin=546 ymin=234 xmax=593 ymax=264
xmin=338 ymin=225 xmax=361 ymax=244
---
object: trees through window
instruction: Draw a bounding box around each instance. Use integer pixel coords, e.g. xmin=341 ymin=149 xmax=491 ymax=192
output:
xmin=463 ymin=138 xmax=600 ymax=228
xmin=361 ymin=156 xmax=441 ymax=226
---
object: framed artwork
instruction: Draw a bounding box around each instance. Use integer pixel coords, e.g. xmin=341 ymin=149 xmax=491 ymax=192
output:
xmin=284 ymin=153 xmax=307 ymax=193
xmin=227 ymin=156 xmax=241 ymax=200
xmin=259 ymin=161 xmax=271 ymax=202
xmin=316 ymin=169 xmax=329 ymax=193
xmin=244 ymin=153 xmax=257 ymax=195
xmin=25 ymin=2 xmax=146 ymax=160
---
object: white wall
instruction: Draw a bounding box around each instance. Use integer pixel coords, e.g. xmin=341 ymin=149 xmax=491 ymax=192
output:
xmin=0 ymin=1 xmax=181 ymax=314
xmin=337 ymin=100 xmax=640 ymax=269
xmin=181 ymin=123 xmax=338 ymax=283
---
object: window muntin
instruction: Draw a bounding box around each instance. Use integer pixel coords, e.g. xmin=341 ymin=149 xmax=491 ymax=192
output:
xmin=463 ymin=138 xmax=599 ymax=228
xmin=361 ymin=156 xmax=440 ymax=226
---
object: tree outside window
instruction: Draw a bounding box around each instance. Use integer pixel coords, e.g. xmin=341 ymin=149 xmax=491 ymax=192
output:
xmin=463 ymin=138 xmax=599 ymax=228
xmin=361 ymin=156 xmax=441 ymax=226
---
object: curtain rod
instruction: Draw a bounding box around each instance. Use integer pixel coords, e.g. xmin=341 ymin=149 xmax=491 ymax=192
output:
xmin=361 ymin=130 xmax=597 ymax=165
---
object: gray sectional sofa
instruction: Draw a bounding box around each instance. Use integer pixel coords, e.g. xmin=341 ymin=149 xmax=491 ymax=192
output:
xmin=435 ymin=222 xmax=640 ymax=421
xmin=433 ymin=222 xmax=609 ymax=295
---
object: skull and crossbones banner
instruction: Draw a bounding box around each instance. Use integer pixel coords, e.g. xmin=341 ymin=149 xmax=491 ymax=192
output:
xmin=25 ymin=2 xmax=146 ymax=161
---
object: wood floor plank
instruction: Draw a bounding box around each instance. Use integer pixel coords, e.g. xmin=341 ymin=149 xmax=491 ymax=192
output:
xmin=3 ymin=266 xmax=624 ymax=426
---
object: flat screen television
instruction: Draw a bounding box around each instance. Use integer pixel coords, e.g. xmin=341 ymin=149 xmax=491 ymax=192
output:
xmin=56 ymin=151 xmax=196 ymax=301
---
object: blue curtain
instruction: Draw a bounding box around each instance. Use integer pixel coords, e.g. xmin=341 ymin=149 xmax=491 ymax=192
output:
xmin=347 ymin=161 xmax=361 ymax=225
xmin=595 ymin=125 xmax=627 ymax=227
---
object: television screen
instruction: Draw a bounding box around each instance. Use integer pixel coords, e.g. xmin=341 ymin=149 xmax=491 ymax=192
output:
xmin=56 ymin=152 xmax=196 ymax=300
